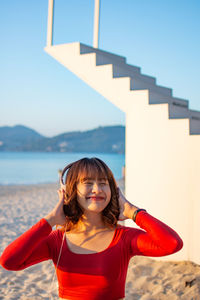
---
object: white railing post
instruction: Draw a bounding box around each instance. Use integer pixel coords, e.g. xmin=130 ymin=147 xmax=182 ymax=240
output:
xmin=47 ymin=0 xmax=54 ymax=47
xmin=93 ymin=0 xmax=100 ymax=48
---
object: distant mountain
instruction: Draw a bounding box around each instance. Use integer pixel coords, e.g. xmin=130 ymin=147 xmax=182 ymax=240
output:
xmin=0 ymin=125 xmax=125 ymax=153
xmin=0 ymin=125 xmax=44 ymax=151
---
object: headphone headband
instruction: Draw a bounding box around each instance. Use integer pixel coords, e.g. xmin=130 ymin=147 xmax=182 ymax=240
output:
xmin=60 ymin=163 xmax=73 ymax=190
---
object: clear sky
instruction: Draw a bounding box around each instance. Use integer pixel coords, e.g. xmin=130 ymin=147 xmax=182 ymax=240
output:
xmin=1 ymin=0 xmax=199 ymax=137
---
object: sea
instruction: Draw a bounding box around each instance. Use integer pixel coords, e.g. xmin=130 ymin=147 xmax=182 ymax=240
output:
xmin=0 ymin=152 xmax=125 ymax=185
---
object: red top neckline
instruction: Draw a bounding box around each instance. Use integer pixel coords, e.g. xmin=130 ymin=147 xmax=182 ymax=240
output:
xmin=64 ymin=225 xmax=120 ymax=256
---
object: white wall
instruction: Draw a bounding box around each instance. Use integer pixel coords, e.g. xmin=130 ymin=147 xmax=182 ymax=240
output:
xmin=45 ymin=43 xmax=200 ymax=264
xmin=125 ymin=90 xmax=199 ymax=263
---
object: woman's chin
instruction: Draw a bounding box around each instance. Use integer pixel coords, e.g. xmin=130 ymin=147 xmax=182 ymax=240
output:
xmin=85 ymin=202 xmax=108 ymax=213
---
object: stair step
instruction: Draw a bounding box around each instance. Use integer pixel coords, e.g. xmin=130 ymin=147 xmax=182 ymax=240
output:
xmin=130 ymin=78 xmax=172 ymax=97
xmin=112 ymin=64 xmax=156 ymax=85
xmin=149 ymin=91 xmax=189 ymax=108
xmin=80 ymin=43 xmax=126 ymax=65
xmin=165 ymin=104 xmax=200 ymax=134
xmin=189 ymin=109 xmax=200 ymax=120
xmin=95 ymin=56 xmax=141 ymax=72
xmin=190 ymin=119 xmax=200 ymax=134
xmin=168 ymin=103 xmax=190 ymax=119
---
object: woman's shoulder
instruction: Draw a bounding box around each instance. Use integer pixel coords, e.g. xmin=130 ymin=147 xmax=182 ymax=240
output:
xmin=114 ymin=224 xmax=141 ymax=240
xmin=109 ymin=224 xmax=141 ymax=249
xmin=116 ymin=224 xmax=138 ymax=232
xmin=46 ymin=228 xmax=64 ymax=245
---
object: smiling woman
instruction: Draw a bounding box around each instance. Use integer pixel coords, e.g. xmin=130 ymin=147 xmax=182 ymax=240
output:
xmin=60 ymin=158 xmax=120 ymax=233
xmin=0 ymin=157 xmax=183 ymax=300
xmin=76 ymin=177 xmax=111 ymax=213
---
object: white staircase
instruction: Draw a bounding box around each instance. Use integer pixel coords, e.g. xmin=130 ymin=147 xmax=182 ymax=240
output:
xmin=45 ymin=42 xmax=200 ymax=264
xmin=45 ymin=42 xmax=200 ymax=134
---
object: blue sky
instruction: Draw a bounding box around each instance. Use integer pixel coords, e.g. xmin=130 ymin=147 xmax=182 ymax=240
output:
xmin=1 ymin=0 xmax=199 ymax=137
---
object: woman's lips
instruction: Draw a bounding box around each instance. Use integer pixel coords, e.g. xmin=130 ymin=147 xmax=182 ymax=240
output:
xmin=87 ymin=196 xmax=105 ymax=201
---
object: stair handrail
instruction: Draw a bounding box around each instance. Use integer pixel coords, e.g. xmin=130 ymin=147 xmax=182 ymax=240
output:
xmin=47 ymin=0 xmax=54 ymax=46
xmin=46 ymin=0 xmax=100 ymax=48
xmin=93 ymin=0 xmax=100 ymax=48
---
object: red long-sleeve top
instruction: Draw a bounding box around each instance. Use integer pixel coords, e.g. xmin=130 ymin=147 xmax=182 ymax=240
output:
xmin=0 ymin=211 xmax=183 ymax=299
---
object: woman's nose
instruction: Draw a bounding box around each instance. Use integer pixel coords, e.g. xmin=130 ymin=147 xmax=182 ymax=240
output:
xmin=92 ymin=182 xmax=101 ymax=193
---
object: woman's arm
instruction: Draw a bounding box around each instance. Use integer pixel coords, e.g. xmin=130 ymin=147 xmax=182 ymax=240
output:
xmin=118 ymin=189 xmax=183 ymax=257
xmin=130 ymin=210 xmax=183 ymax=256
xmin=0 ymin=219 xmax=52 ymax=270
xmin=0 ymin=189 xmax=67 ymax=270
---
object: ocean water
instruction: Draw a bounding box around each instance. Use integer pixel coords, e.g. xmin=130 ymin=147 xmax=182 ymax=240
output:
xmin=0 ymin=152 xmax=125 ymax=185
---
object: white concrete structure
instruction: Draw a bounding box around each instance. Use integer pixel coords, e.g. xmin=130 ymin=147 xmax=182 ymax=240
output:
xmin=45 ymin=43 xmax=200 ymax=264
xmin=45 ymin=1 xmax=200 ymax=266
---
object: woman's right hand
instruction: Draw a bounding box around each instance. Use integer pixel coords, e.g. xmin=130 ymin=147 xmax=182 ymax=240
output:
xmin=44 ymin=189 xmax=67 ymax=227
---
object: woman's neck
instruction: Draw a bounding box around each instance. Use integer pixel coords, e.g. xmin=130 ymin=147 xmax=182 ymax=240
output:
xmin=72 ymin=212 xmax=108 ymax=233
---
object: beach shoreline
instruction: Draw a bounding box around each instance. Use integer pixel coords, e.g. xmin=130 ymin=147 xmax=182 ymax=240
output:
xmin=0 ymin=182 xmax=200 ymax=299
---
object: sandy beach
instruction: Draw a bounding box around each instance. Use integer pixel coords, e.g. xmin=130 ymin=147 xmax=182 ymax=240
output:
xmin=0 ymin=181 xmax=200 ymax=299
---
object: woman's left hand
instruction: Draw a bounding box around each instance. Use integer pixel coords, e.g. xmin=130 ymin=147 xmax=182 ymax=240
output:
xmin=118 ymin=188 xmax=139 ymax=221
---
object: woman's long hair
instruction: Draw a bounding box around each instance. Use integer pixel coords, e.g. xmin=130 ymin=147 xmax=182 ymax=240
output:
xmin=61 ymin=157 xmax=120 ymax=231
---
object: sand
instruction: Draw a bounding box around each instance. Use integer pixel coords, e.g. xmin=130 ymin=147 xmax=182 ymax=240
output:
xmin=0 ymin=181 xmax=200 ymax=300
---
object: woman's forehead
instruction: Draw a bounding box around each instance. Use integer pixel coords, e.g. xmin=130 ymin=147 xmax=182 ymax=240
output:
xmin=77 ymin=164 xmax=107 ymax=181
xmin=79 ymin=177 xmax=108 ymax=183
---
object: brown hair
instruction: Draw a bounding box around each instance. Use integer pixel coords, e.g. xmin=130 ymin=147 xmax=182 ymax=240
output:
xmin=62 ymin=157 xmax=120 ymax=231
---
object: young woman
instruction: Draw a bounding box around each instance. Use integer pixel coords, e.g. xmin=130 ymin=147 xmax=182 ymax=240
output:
xmin=0 ymin=157 xmax=183 ymax=300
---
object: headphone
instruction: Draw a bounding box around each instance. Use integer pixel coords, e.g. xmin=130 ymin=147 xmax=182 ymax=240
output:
xmin=59 ymin=162 xmax=74 ymax=190
xmin=60 ymin=162 xmax=82 ymax=217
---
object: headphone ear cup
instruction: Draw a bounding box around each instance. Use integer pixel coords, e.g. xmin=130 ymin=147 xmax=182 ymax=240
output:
xmin=60 ymin=173 xmax=66 ymax=190
xmin=60 ymin=182 xmax=66 ymax=190
xmin=60 ymin=162 xmax=73 ymax=190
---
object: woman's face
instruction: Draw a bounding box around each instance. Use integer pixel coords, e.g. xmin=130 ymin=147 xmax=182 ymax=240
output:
xmin=76 ymin=176 xmax=111 ymax=214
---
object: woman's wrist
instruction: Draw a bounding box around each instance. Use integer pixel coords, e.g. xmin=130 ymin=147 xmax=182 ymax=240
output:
xmin=44 ymin=214 xmax=56 ymax=228
xmin=132 ymin=208 xmax=147 ymax=222
xmin=124 ymin=202 xmax=139 ymax=219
